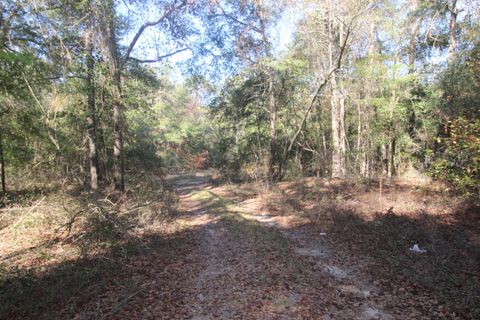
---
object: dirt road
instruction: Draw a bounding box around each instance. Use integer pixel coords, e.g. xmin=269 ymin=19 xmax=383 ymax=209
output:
xmin=164 ymin=174 xmax=395 ymax=319
xmin=111 ymin=172 xmax=456 ymax=319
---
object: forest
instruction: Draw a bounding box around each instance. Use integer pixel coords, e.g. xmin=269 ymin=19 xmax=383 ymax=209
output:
xmin=1 ymin=0 xmax=479 ymax=319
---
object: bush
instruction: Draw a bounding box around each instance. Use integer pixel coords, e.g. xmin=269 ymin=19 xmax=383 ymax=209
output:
xmin=431 ymin=117 xmax=480 ymax=197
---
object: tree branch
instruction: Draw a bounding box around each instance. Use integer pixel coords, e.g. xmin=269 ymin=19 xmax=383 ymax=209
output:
xmin=282 ymin=22 xmax=352 ymax=163
xmin=128 ymin=47 xmax=190 ymax=63
xmin=213 ymin=4 xmax=262 ymax=34
xmin=119 ymin=0 xmax=187 ymax=71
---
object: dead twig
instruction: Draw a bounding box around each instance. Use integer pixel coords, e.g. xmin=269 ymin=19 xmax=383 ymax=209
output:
xmin=100 ymin=287 xmax=145 ymax=320
xmin=0 ymin=196 xmax=46 ymax=235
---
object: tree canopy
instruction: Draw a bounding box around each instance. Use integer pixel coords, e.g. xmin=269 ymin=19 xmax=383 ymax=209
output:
xmin=0 ymin=0 xmax=479 ymax=196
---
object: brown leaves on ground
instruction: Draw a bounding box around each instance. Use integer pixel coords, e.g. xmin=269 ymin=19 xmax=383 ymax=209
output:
xmin=0 ymin=173 xmax=478 ymax=319
xmin=219 ymin=177 xmax=479 ymax=319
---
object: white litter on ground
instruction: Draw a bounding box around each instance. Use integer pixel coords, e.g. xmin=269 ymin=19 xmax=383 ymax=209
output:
xmin=409 ymin=244 xmax=427 ymax=254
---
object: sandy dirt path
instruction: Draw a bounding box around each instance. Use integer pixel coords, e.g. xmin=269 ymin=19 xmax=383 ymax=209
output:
xmin=163 ymin=173 xmax=395 ymax=319
xmin=111 ymin=172 xmax=444 ymax=319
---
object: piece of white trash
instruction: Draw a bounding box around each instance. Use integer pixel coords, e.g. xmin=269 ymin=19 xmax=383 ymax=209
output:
xmin=409 ymin=244 xmax=427 ymax=254
xmin=320 ymin=232 xmax=327 ymax=236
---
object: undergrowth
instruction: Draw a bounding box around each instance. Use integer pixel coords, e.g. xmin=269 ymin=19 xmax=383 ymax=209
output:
xmin=0 ymin=172 xmax=178 ymax=319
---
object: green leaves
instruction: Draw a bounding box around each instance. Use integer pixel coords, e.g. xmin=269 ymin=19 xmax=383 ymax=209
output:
xmin=431 ymin=117 xmax=480 ymax=196
xmin=0 ymin=51 xmax=34 ymax=65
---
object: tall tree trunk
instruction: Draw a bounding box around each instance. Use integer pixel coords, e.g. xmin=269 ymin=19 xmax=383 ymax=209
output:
xmin=111 ymin=79 xmax=125 ymax=191
xmin=98 ymin=88 xmax=108 ymax=181
xmin=448 ymin=0 xmax=458 ymax=65
xmin=85 ymin=27 xmax=99 ymax=190
xmin=329 ymin=1 xmax=346 ymax=178
xmin=387 ymin=59 xmax=399 ymax=178
xmin=255 ymin=5 xmax=279 ymax=183
xmin=366 ymin=123 xmax=372 ymax=178
xmin=406 ymin=0 xmax=419 ymax=140
xmin=267 ymin=75 xmax=279 ymax=182
xmin=408 ymin=0 xmax=419 ymax=74
xmin=381 ymin=144 xmax=388 ymax=176
xmin=0 ymin=130 xmax=6 ymax=194
xmin=389 ymin=137 xmax=396 ymax=177
xmin=100 ymin=1 xmax=125 ymax=191
xmin=358 ymin=22 xmax=376 ymax=178
xmin=358 ymin=103 xmax=367 ymax=177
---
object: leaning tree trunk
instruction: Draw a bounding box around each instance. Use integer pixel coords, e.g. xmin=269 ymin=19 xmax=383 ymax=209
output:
xmin=85 ymin=27 xmax=99 ymax=190
xmin=0 ymin=130 xmax=6 ymax=194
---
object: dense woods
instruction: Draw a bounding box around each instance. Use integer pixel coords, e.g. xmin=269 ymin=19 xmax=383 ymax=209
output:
xmin=1 ymin=0 xmax=479 ymax=319
xmin=1 ymin=0 xmax=479 ymax=196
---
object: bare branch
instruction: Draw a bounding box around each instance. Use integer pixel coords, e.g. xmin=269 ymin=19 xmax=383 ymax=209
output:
xmin=128 ymin=47 xmax=190 ymax=64
xmin=213 ymin=3 xmax=262 ymax=34
xmin=282 ymin=21 xmax=352 ymax=162
xmin=119 ymin=0 xmax=187 ymax=71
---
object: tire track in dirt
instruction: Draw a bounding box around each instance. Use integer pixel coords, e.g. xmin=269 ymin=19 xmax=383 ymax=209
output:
xmin=242 ymin=210 xmax=394 ymax=320
xmin=173 ymin=173 xmax=323 ymax=319
xmin=172 ymin=173 xmax=397 ymax=319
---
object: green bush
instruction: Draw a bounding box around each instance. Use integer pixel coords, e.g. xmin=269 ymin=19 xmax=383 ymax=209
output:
xmin=431 ymin=117 xmax=480 ymax=197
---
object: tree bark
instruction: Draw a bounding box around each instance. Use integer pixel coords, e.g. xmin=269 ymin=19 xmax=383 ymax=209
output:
xmin=329 ymin=1 xmax=346 ymax=179
xmin=0 ymin=130 xmax=6 ymax=194
xmin=266 ymin=75 xmax=279 ymax=182
xmin=111 ymin=79 xmax=125 ymax=191
xmin=85 ymin=26 xmax=99 ymax=190
xmin=408 ymin=0 xmax=419 ymax=74
xmin=381 ymin=144 xmax=388 ymax=176
xmin=448 ymin=0 xmax=458 ymax=65
xmin=98 ymin=1 xmax=125 ymax=191
xmin=389 ymin=137 xmax=396 ymax=177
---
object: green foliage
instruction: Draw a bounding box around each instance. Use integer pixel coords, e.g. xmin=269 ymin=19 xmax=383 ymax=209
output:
xmin=431 ymin=118 xmax=480 ymax=196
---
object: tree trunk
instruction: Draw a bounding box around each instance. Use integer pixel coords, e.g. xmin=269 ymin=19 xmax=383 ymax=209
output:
xmin=358 ymin=22 xmax=376 ymax=178
xmin=448 ymin=0 xmax=458 ymax=65
xmin=389 ymin=137 xmax=396 ymax=178
xmin=112 ymin=81 xmax=125 ymax=191
xmin=406 ymin=0 xmax=419 ymax=140
xmin=381 ymin=144 xmax=388 ymax=176
xmin=254 ymin=5 xmax=280 ymax=184
xmin=0 ymin=130 xmax=6 ymax=194
xmin=267 ymin=75 xmax=279 ymax=182
xmin=101 ymin=3 xmax=125 ymax=192
xmin=330 ymin=89 xmax=344 ymax=178
xmin=408 ymin=0 xmax=419 ymax=74
xmin=85 ymin=27 xmax=99 ymax=190
xmin=358 ymin=103 xmax=367 ymax=177
xmin=329 ymin=1 xmax=346 ymax=179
